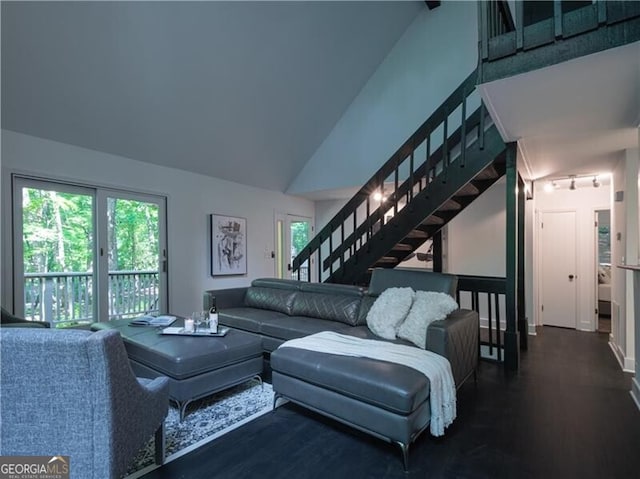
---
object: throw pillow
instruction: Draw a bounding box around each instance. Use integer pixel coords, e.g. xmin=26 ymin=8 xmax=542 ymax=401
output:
xmin=397 ymin=291 xmax=458 ymax=349
xmin=366 ymin=287 xmax=415 ymax=340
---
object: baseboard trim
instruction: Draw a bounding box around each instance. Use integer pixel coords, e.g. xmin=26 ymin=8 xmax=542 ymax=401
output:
xmin=609 ymin=341 xmax=635 ymax=373
xmin=631 ymin=378 xmax=640 ymax=413
xmin=479 ymin=317 xmax=506 ymax=330
xmin=478 ymin=318 xmax=536 ymax=335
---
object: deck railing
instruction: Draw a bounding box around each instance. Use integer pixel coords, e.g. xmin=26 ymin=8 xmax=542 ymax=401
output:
xmin=24 ymin=271 xmax=159 ymax=325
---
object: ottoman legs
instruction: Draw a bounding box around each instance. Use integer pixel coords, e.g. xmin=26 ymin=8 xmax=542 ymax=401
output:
xmin=394 ymin=440 xmax=410 ymax=471
xmin=176 ymin=374 xmax=264 ymax=421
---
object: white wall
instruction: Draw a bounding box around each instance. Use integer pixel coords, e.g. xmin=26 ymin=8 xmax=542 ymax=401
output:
xmin=534 ymin=176 xmax=611 ymax=332
xmin=611 ymin=148 xmax=639 ymax=371
xmin=287 ymin=1 xmax=478 ymax=196
xmin=447 ymin=178 xmax=507 ymax=277
xmin=1 ymin=130 xmax=314 ymax=317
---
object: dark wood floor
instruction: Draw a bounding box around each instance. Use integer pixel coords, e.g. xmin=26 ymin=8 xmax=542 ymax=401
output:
xmin=142 ymin=327 xmax=640 ymax=479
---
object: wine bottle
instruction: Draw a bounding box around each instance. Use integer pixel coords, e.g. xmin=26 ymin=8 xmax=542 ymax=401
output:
xmin=209 ymin=297 xmax=218 ymax=333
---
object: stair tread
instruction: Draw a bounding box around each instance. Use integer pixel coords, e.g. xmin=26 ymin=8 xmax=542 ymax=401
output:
xmin=422 ymin=215 xmax=445 ymax=225
xmin=455 ymin=182 xmax=481 ymax=197
xmin=407 ymin=229 xmax=429 ymax=238
xmin=392 ymin=243 xmax=413 ymax=251
xmin=438 ymin=199 xmax=462 ymax=211
xmin=474 ymin=165 xmax=499 ymax=181
xmin=377 ymin=257 xmax=400 ymax=264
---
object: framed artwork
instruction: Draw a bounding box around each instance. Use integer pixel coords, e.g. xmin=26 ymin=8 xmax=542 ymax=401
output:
xmin=210 ymin=214 xmax=247 ymax=276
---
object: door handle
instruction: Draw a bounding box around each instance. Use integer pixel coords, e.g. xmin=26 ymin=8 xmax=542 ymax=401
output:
xmin=568 ymin=274 xmax=575 ymax=280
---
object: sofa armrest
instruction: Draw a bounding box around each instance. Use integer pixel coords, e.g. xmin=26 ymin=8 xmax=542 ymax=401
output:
xmin=426 ymin=309 xmax=478 ymax=387
xmin=203 ymin=287 xmax=248 ymax=310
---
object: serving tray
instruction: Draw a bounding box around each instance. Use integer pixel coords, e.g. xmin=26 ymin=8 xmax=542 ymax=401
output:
xmin=161 ymin=326 xmax=229 ymax=337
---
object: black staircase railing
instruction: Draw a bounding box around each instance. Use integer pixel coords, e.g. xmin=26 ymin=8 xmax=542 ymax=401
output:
xmin=457 ymin=275 xmax=506 ymax=362
xmin=292 ymin=69 xmax=486 ymax=283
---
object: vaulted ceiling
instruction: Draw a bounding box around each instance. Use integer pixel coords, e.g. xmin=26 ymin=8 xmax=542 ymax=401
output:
xmin=1 ymin=1 xmax=423 ymax=192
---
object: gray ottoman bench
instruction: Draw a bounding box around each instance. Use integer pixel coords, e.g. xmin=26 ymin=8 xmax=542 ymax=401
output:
xmin=271 ymin=342 xmax=431 ymax=470
xmin=92 ymin=319 xmax=263 ymax=419
xmin=271 ymin=309 xmax=478 ymax=470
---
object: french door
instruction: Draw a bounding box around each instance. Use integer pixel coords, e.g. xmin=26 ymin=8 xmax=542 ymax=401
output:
xmin=275 ymin=214 xmax=312 ymax=281
xmin=12 ymin=176 xmax=167 ymax=326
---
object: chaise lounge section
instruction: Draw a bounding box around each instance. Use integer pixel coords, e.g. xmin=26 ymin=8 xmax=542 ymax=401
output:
xmin=205 ymin=268 xmax=479 ymax=469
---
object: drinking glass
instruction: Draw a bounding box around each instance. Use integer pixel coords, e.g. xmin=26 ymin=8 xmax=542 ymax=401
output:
xmin=201 ymin=310 xmax=210 ymax=330
xmin=191 ymin=311 xmax=203 ymax=332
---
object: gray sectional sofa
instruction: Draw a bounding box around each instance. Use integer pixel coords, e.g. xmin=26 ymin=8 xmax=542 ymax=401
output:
xmin=205 ymin=268 xmax=478 ymax=385
xmin=204 ymin=268 xmax=479 ymax=469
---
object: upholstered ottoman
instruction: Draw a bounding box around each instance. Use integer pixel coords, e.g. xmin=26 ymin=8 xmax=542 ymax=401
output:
xmin=271 ymin=335 xmax=434 ymax=470
xmin=92 ymin=319 xmax=263 ymax=419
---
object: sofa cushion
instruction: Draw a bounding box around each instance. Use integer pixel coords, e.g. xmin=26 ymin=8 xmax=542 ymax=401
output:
xmin=245 ymin=287 xmax=298 ymax=315
xmin=342 ymin=325 xmax=415 ymax=346
xmin=292 ymin=292 xmax=362 ymax=326
xmin=251 ymin=278 xmax=303 ymax=290
xmin=299 ymin=282 xmax=365 ymax=297
xmin=270 ymin=347 xmax=430 ymax=415
xmin=368 ymin=268 xmax=458 ymax=298
xmin=397 ymin=291 xmax=459 ymax=349
xmin=220 ymin=307 xmax=288 ymax=333
xmin=260 ymin=316 xmax=351 ymax=341
xmin=366 ymin=287 xmax=415 ymax=340
xmin=356 ymin=296 xmax=376 ymax=325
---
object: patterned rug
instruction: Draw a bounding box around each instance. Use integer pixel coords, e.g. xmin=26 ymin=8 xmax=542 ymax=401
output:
xmin=125 ymin=380 xmax=274 ymax=478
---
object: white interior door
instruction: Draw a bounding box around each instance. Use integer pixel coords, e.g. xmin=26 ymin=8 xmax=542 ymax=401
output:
xmin=540 ymin=210 xmax=577 ymax=328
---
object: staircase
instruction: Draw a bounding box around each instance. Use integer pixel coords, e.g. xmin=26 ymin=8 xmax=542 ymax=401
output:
xmin=292 ymin=69 xmax=508 ymax=285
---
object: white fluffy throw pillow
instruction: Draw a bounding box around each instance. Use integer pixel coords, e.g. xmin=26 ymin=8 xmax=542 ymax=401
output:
xmin=397 ymin=291 xmax=458 ymax=349
xmin=366 ymin=287 xmax=415 ymax=340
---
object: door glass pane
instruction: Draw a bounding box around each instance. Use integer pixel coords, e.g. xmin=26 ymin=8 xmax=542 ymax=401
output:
xmin=107 ymin=197 xmax=160 ymax=319
xmin=21 ymin=186 xmax=94 ymax=326
xmin=290 ymin=220 xmax=310 ymax=281
xmin=275 ymin=219 xmax=285 ymax=279
xmin=597 ymin=210 xmax=611 ymax=265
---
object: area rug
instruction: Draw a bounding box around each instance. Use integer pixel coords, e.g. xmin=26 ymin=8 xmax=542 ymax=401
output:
xmin=125 ymin=381 xmax=274 ymax=478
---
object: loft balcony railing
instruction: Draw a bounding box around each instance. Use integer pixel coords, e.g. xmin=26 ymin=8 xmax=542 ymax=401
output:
xmin=479 ymin=0 xmax=640 ymax=81
xmin=23 ymin=270 xmax=159 ymax=326
xmin=292 ymin=69 xmax=485 ymax=283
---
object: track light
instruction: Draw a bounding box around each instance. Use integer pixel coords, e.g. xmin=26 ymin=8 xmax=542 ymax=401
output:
xmin=543 ymin=173 xmax=608 ymax=191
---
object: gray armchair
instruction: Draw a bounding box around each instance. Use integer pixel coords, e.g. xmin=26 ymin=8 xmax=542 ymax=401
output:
xmin=0 ymin=328 xmax=169 ymax=479
xmin=1 ymin=307 xmax=50 ymax=328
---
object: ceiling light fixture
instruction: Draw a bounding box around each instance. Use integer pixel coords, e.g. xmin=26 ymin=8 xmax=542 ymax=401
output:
xmin=372 ymin=189 xmax=386 ymax=203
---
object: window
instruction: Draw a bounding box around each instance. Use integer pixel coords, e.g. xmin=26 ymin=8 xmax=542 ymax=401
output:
xmin=12 ymin=176 xmax=167 ymax=326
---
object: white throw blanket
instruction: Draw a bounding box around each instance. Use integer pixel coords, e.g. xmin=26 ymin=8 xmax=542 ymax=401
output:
xmin=279 ymin=331 xmax=456 ymax=436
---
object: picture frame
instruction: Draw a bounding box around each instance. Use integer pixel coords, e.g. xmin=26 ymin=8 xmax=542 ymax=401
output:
xmin=210 ymin=214 xmax=247 ymax=276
